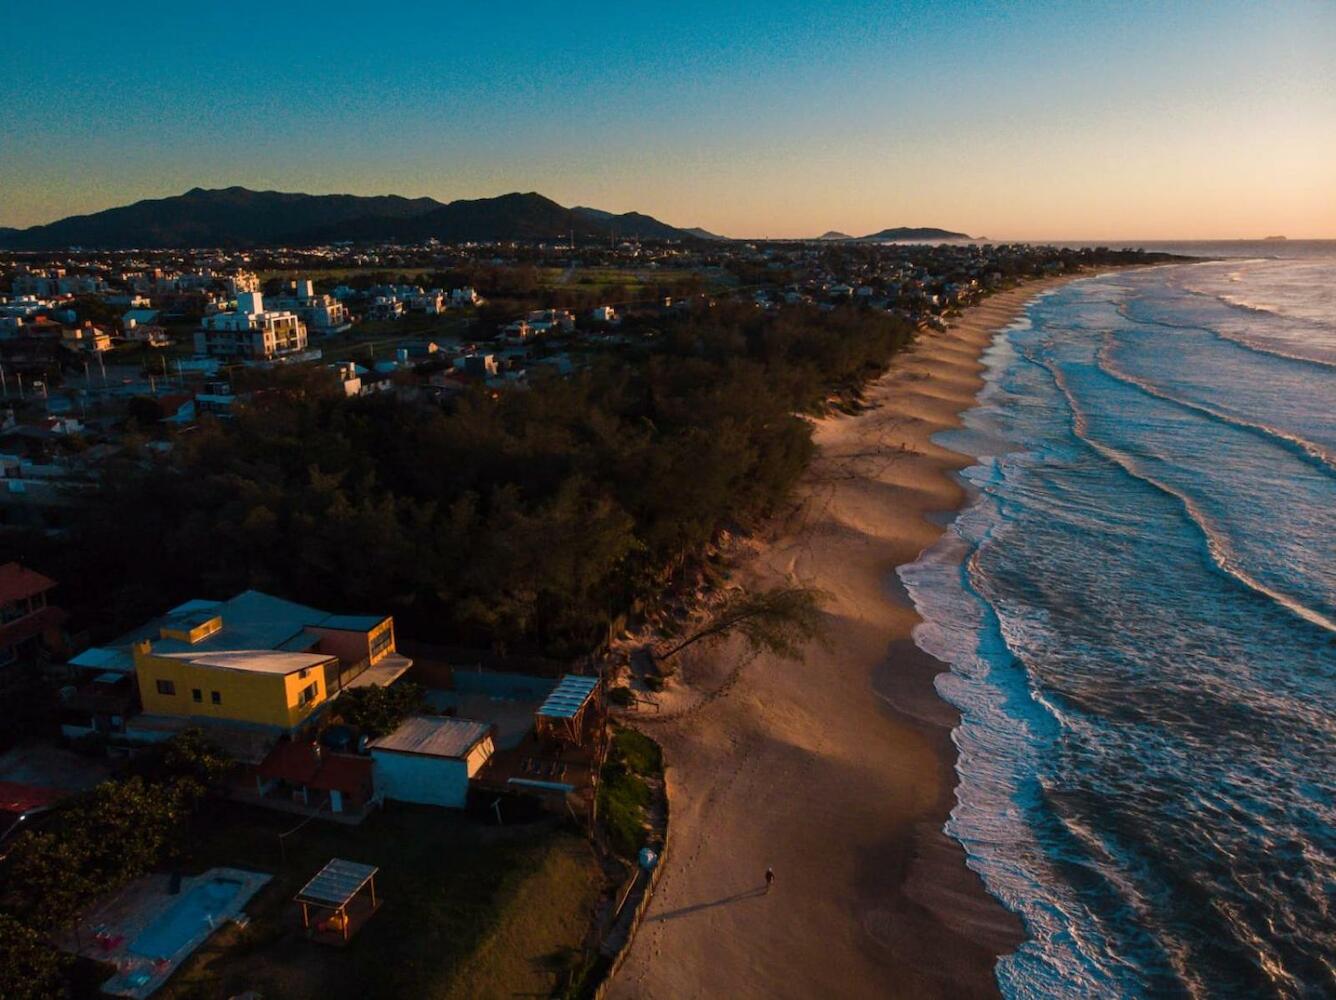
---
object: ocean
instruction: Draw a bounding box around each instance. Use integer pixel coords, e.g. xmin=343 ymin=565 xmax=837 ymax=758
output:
xmin=898 ymin=241 xmax=1336 ymax=998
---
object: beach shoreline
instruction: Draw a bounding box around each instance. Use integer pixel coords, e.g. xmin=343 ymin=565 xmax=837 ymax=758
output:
xmin=609 ymin=275 xmax=1084 ymax=999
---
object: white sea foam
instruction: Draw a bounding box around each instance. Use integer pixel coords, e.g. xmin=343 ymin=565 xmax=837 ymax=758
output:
xmin=900 ymin=263 xmax=1336 ymax=999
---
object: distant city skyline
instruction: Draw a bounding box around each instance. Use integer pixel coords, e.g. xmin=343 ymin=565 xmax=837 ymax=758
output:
xmin=3 ymin=0 xmax=1333 ymax=240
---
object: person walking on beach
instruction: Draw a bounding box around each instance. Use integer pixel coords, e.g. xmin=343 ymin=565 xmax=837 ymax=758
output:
xmin=765 ymin=866 xmax=775 ymax=892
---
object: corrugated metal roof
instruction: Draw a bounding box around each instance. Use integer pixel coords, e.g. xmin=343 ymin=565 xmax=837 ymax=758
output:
xmin=68 ymin=646 xmax=134 ymax=673
xmin=368 ymin=715 xmax=490 ymax=759
xmin=537 ymin=675 xmax=598 ymax=720
xmin=295 ymin=859 xmax=378 ymax=907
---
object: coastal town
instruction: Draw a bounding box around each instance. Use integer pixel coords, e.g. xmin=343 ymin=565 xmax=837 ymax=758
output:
xmin=1 ymin=232 xmax=1167 ymax=999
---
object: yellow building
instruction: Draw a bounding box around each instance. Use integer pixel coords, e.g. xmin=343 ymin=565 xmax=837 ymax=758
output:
xmin=122 ymin=591 xmax=411 ymax=736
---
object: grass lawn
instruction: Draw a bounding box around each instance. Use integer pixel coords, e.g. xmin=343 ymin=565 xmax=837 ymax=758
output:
xmin=152 ymin=802 xmax=604 ymax=1000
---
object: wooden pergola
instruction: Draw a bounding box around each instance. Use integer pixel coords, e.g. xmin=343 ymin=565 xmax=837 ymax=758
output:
xmin=295 ymin=858 xmax=380 ymax=944
xmin=534 ymin=674 xmax=601 ymax=745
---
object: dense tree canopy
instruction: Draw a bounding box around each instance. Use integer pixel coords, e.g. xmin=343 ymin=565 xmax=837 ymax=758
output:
xmin=43 ymin=303 xmax=913 ymax=655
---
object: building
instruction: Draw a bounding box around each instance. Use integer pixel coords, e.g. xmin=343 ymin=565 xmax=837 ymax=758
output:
xmin=0 ymin=562 xmax=67 ymax=668
xmin=116 ymin=590 xmax=410 ymax=737
xmin=406 ymin=291 xmax=445 ymax=315
xmin=61 ymin=322 xmax=112 ymax=354
xmin=254 ymin=738 xmax=375 ymax=817
xmin=367 ymin=297 xmax=404 ymax=321
xmin=453 ymin=353 xmax=499 ymax=377
xmin=194 ymin=293 xmax=308 ymax=361
xmin=121 ymin=320 xmax=172 ymax=347
xmin=368 ymin=715 xmax=495 ymax=809
xmin=266 ymin=279 xmax=350 ymax=336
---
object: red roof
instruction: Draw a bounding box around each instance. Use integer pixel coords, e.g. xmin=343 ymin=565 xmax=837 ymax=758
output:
xmin=0 ymin=781 xmax=66 ymax=819
xmin=309 ymin=754 xmax=371 ymax=792
xmin=257 ymin=741 xmax=371 ymax=793
xmin=0 ymin=563 xmax=57 ymax=604
xmin=0 ymin=604 xmax=68 ymax=647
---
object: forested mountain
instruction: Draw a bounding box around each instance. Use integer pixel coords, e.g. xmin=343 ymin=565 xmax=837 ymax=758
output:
xmin=0 ymin=187 xmax=702 ymax=249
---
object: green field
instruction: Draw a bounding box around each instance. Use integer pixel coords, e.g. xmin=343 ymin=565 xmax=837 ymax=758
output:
xmin=153 ymin=803 xmax=605 ymax=1000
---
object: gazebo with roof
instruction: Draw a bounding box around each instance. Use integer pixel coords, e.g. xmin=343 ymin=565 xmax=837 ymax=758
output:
xmin=295 ymin=858 xmax=380 ymax=944
xmin=533 ymin=674 xmax=601 ymax=745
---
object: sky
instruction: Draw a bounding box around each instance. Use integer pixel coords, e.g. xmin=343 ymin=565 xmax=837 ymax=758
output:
xmin=2 ymin=1 xmax=1334 ymax=240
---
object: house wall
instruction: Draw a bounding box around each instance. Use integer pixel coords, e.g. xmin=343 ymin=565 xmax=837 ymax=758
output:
xmin=465 ymin=736 xmax=495 ymax=777
xmin=134 ymin=648 xmax=331 ymax=730
xmin=370 ymin=750 xmax=471 ymax=808
xmin=308 ymin=618 xmax=395 ymax=666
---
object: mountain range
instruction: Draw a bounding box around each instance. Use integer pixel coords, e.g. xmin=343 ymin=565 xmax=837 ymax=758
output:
xmin=0 ymin=186 xmax=972 ymax=249
xmin=0 ymin=187 xmax=724 ymax=251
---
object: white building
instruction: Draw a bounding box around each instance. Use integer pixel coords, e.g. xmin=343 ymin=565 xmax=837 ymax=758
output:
xmin=367 ymin=297 xmax=404 ymax=321
xmin=368 ymin=715 xmax=495 ymax=809
xmin=266 ymin=279 xmax=350 ymax=335
xmin=407 ymin=291 xmax=445 ymax=315
xmin=194 ymin=292 xmax=308 ymax=361
xmin=225 ymin=271 xmax=261 ymax=295
xmin=62 ymin=322 xmax=112 ymax=353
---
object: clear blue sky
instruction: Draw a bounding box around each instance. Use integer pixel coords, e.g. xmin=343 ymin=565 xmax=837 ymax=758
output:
xmin=2 ymin=0 xmax=1333 ymax=238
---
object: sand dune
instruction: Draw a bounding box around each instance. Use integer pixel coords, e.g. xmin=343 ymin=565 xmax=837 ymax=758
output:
xmin=610 ymin=278 xmax=1079 ymax=1000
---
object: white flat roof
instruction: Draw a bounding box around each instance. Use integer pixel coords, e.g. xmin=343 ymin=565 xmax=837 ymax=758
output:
xmin=157 ymin=649 xmax=333 ymax=675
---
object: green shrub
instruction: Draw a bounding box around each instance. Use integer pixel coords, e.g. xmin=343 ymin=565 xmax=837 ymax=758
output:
xmin=612 ymin=729 xmax=662 ymax=775
xmin=598 ymin=766 xmax=651 ymax=857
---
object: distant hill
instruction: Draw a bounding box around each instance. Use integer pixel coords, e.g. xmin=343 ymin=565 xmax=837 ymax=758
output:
xmin=816 ymin=231 xmax=854 ymax=240
xmin=571 ymin=206 xmax=688 ymax=240
xmin=0 ymin=187 xmax=701 ymax=249
xmin=681 ymin=226 xmax=727 ymax=241
xmin=856 ymin=226 xmax=971 ymax=242
xmin=0 ymin=187 xmax=446 ymax=250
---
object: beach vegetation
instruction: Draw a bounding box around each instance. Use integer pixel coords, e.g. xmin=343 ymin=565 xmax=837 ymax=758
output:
xmin=598 ymin=727 xmax=663 ymax=858
xmin=656 ymin=584 xmax=827 ymax=663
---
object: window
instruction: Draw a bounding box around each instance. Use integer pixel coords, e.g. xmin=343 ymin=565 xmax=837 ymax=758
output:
xmin=156 ymin=679 xmax=176 ymax=696
xmin=192 ymin=688 xmax=202 ymax=702
xmin=211 ymin=690 xmax=222 ymax=705
xmin=298 ymin=682 xmax=318 ymax=707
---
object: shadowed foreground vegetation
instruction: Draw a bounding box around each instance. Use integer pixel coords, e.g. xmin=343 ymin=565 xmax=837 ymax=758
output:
xmin=154 ymin=804 xmax=602 ymax=1000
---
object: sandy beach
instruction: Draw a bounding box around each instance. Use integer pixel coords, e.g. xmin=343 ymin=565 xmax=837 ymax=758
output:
xmin=610 ymin=277 xmax=1080 ymax=1000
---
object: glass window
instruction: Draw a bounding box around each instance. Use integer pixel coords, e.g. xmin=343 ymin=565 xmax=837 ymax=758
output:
xmin=211 ymin=691 xmax=222 ymax=705
xmin=192 ymin=688 xmax=202 ymax=702
xmin=156 ymin=679 xmax=175 ymax=696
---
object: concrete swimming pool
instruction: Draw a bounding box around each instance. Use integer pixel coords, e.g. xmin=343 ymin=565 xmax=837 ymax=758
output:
xmin=130 ymin=876 xmax=245 ymax=960
xmin=66 ymin=866 xmax=270 ymax=998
